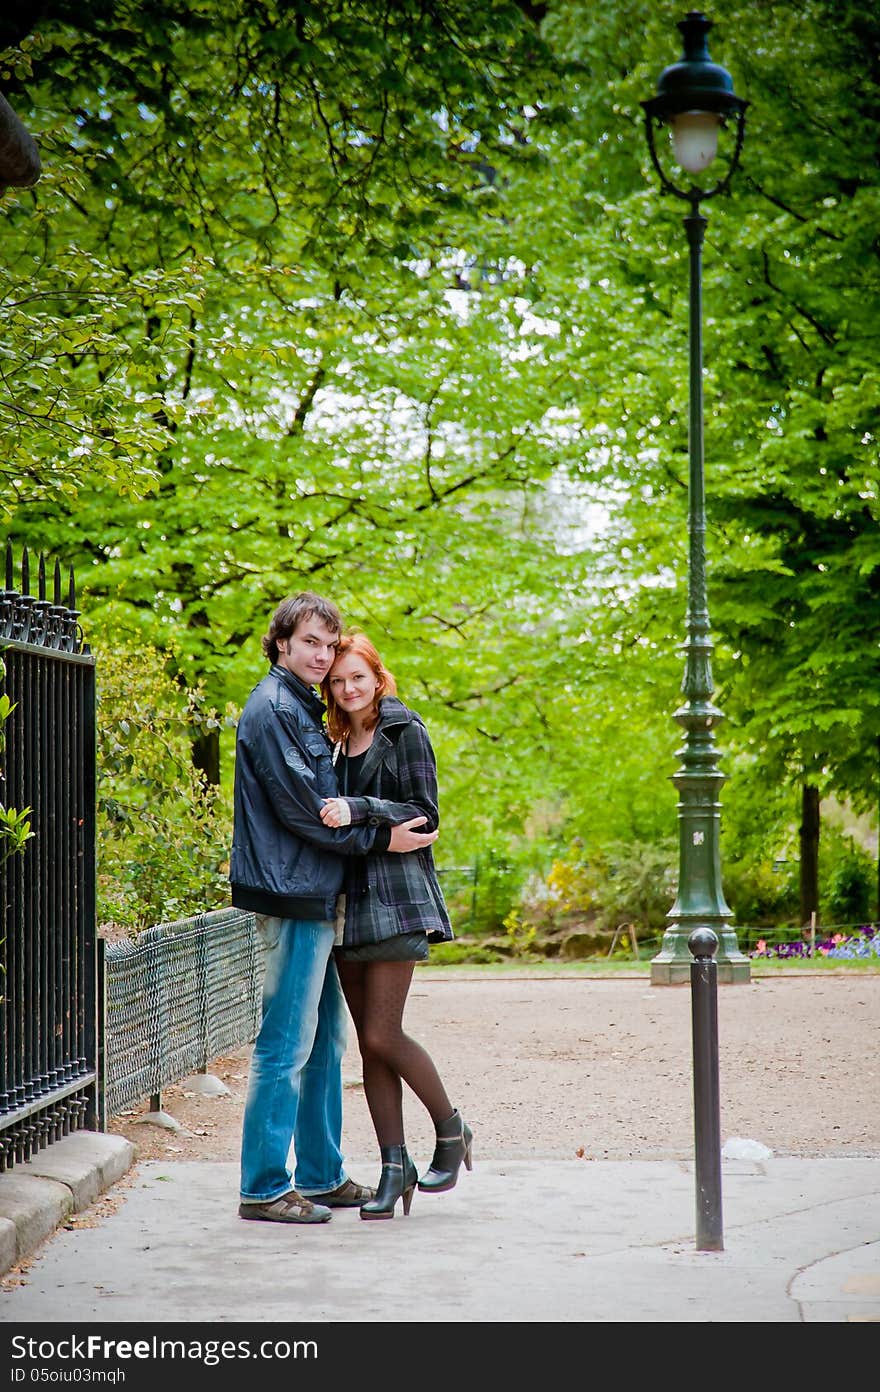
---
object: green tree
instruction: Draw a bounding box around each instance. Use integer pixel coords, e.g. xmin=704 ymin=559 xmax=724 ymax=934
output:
xmin=1 ymin=0 xmax=594 ymax=785
xmin=2 ymin=0 xmax=877 ymax=931
xmin=542 ymin=0 xmax=880 ymax=918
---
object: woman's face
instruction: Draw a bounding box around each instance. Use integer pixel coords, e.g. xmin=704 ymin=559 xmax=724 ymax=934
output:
xmin=327 ymin=649 xmax=380 ymax=721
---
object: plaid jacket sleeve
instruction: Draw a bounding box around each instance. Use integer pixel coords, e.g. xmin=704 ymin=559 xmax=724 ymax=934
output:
xmin=344 ymin=720 xmax=440 ymax=832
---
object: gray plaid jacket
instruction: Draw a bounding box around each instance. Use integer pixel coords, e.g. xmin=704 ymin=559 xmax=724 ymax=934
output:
xmin=337 ymin=697 xmax=454 ymax=947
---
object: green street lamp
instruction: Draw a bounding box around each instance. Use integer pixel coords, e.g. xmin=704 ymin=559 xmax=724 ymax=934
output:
xmin=641 ymin=11 xmax=751 ymax=985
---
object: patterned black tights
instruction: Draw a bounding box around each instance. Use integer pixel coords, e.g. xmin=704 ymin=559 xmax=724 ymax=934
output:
xmin=336 ymin=959 xmax=453 ymax=1148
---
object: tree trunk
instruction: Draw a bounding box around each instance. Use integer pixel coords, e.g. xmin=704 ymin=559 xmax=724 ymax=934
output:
xmin=799 ymin=783 xmax=820 ymax=926
xmin=0 ymin=92 xmax=41 ymax=189
xmin=192 ymin=728 xmax=220 ymax=788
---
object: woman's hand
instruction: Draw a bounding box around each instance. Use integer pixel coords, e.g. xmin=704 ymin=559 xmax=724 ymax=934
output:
xmin=321 ymin=797 xmax=352 ymax=828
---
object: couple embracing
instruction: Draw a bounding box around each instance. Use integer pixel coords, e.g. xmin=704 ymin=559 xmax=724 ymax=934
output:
xmin=230 ymin=592 xmax=472 ymax=1224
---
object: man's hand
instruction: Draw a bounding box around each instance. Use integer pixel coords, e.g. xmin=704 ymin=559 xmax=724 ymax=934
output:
xmin=388 ymin=816 xmax=439 ymax=852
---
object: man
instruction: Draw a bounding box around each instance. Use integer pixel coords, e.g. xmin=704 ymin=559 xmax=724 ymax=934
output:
xmin=230 ymin=592 xmax=438 ymax=1224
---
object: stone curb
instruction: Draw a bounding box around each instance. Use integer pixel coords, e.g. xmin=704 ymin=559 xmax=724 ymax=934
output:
xmin=0 ymin=1131 xmax=136 ymax=1277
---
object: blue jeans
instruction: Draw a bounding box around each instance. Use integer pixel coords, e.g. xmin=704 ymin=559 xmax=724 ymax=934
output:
xmin=240 ymin=916 xmax=348 ymax=1203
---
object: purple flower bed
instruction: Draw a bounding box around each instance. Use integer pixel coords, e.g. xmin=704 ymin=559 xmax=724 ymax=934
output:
xmin=749 ymin=924 xmax=880 ymax=960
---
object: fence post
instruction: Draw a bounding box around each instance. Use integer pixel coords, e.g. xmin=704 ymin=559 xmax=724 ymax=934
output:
xmin=689 ymin=926 xmax=723 ymax=1251
xmin=470 ymin=857 xmax=479 ymax=932
xmin=93 ymin=936 xmax=107 ymax=1131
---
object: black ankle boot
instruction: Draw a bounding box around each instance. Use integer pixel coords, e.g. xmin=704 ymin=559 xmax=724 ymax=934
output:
xmin=418 ymin=1110 xmax=473 ymax=1194
xmin=360 ymin=1145 xmax=418 ymax=1220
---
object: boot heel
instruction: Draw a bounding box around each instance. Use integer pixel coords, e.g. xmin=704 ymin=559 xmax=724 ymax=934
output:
xmin=402 ymin=1182 xmax=415 ymax=1217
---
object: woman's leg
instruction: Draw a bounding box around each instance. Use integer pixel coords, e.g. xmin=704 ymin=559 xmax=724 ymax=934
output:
xmin=337 ymin=957 xmax=405 ymax=1146
xmin=357 ymin=961 xmax=454 ymax=1143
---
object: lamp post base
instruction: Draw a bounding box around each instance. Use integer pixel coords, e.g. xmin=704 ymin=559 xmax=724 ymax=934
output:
xmin=651 ymin=928 xmax=751 ymax=985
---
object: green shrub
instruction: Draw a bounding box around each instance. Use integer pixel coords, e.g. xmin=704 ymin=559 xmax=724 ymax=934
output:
xmin=95 ymin=641 xmax=235 ymax=934
xmin=469 ymin=843 xmax=523 ymax=934
xmin=821 ymin=837 xmax=873 ymax=926
xmin=426 ymin=940 xmax=506 ymax=966
xmin=0 ymin=673 xmax=32 ymax=868
xmin=589 ymin=840 xmax=678 ymax=932
xmin=502 ymin=908 xmax=537 ymax=958
xmin=723 ymin=857 xmax=799 ymax=926
xmin=529 ymin=838 xmax=677 ymax=936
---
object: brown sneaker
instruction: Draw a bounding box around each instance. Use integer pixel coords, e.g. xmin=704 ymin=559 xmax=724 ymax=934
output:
xmin=307 ymin=1177 xmax=376 ymax=1207
xmin=239 ymin=1190 xmax=332 ymax=1224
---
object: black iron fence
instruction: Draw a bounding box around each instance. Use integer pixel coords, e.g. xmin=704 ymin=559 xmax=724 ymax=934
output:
xmin=0 ymin=546 xmax=97 ymax=1171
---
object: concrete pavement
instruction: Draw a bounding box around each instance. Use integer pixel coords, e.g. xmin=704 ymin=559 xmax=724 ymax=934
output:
xmin=0 ymin=1130 xmax=878 ymax=1325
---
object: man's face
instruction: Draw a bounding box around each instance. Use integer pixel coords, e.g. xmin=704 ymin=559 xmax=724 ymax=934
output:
xmin=276 ymin=616 xmax=339 ymax=687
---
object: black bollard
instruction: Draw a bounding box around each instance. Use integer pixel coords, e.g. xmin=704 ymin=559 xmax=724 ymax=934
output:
xmin=689 ymin=926 xmax=723 ymax=1250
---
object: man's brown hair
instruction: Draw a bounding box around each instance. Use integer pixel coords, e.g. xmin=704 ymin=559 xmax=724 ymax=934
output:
xmin=262 ymin=592 xmax=343 ymax=664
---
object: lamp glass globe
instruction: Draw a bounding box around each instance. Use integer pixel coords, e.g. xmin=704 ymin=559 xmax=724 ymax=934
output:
xmin=670 ymin=111 xmax=721 ymax=173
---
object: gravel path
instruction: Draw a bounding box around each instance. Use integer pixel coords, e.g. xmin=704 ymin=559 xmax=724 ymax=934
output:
xmin=109 ymin=972 xmax=880 ymax=1168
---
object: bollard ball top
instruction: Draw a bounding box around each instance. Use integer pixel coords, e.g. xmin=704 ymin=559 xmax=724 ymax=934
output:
xmin=688 ymin=927 xmax=719 ymax=959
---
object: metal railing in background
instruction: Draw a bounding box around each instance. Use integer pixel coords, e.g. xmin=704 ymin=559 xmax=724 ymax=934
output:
xmin=100 ymin=908 xmax=265 ymax=1123
xmin=0 ymin=546 xmax=97 ymax=1170
xmin=436 ymin=864 xmax=478 ymax=930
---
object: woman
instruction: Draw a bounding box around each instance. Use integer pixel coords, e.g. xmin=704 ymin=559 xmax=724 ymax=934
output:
xmin=319 ymin=632 xmax=472 ymax=1220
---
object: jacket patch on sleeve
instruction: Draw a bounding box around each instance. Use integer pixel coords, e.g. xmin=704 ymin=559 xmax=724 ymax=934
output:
xmin=284 ymin=745 xmax=313 ymax=779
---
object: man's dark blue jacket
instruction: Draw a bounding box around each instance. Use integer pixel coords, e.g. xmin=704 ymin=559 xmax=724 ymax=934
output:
xmin=229 ymin=664 xmax=390 ymax=921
